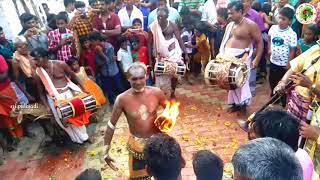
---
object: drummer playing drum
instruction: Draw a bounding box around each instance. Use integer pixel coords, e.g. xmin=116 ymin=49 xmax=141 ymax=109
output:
xmin=219 ymin=1 xmax=263 ymax=112
xmin=148 ymin=7 xmax=190 ymax=99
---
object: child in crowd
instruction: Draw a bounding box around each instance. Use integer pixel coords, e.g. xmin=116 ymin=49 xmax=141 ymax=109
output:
xmin=130 ymin=36 xmax=153 ymax=85
xmin=79 ymin=36 xmax=97 ymax=76
xmin=181 ymin=18 xmax=197 ymax=83
xmin=297 ymin=24 xmax=319 ymax=55
xmin=117 ymin=36 xmax=133 ymax=78
xmin=67 ymin=58 xmax=106 ymax=107
xmin=123 ymin=18 xmax=148 ymax=47
xmin=75 ymin=168 xmax=102 ymax=180
xmin=252 ymin=1 xmax=273 ymax=30
xmin=193 ymin=150 xmax=224 ymax=180
xmin=192 ymin=23 xmax=211 ymax=75
xmin=213 ymin=8 xmax=228 ymax=58
xmin=268 ymin=7 xmax=297 ymax=107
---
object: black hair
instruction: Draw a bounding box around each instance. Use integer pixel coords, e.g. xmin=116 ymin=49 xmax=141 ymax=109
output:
xmin=64 ymin=0 xmax=76 ymax=7
xmin=75 ymin=1 xmax=86 ymax=8
xmin=56 ymin=12 xmax=69 ymax=23
xmin=66 ymin=57 xmax=79 ymax=66
xmin=180 ymin=6 xmax=190 ymax=16
xmin=80 ymin=36 xmax=89 ymax=44
xmin=144 ymin=133 xmax=182 ymax=180
xmin=117 ymin=35 xmax=127 ymax=45
xmin=262 ymin=2 xmax=272 ymax=15
xmin=42 ymin=3 xmax=49 ymax=8
xmin=104 ymin=0 xmax=114 ymax=4
xmin=279 ymin=7 xmax=295 ymax=21
xmin=217 ymin=8 xmax=228 ymax=20
xmin=0 ymin=26 xmax=2 ymax=32
xmin=252 ymin=1 xmax=261 ymax=12
xmin=88 ymin=31 xmax=105 ymax=41
xmin=193 ymin=150 xmax=224 ymax=180
xmin=252 ymin=109 xmax=300 ymax=151
xmin=227 ymin=1 xmax=244 ymax=13
xmin=75 ymin=168 xmax=102 ymax=180
xmin=130 ymin=35 xmax=140 ymax=44
xmin=30 ymin=47 xmax=49 ymax=59
xmin=47 ymin=14 xmax=57 ymax=30
xmin=195 ymin=22 xmax=207 ymax=34
xmin=20 ymin=13 xmax=37 ymax=24
xmin=307 ymin=24 xmax=320 ymax=37
xmin=89 ymin=0 xmax=97 ymax=6
xmin=132 ymin=18 xmax=142 ymax=25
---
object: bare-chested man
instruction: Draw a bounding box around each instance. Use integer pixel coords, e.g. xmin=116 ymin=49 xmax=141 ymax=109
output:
xmin=219 ymin=1 xmax=263 ymax=112
xmin=30 ymin=47 xmax=91 ymax=144
xmin=104 ymin=62 xmax=166 ymax=180
xmin=148 ymin=7 xmax=189 ymax=99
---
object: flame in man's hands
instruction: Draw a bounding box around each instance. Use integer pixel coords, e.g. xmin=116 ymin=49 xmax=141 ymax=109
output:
xmin=154 ymin=100 xmax=180 ymax=133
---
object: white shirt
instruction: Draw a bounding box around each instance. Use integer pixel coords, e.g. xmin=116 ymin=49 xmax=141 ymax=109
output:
xmin=118 ymin=5 xmax=144 ymax=27
xmin=67 ymin=11 xmax=75 ymax=21
xmin=117 ymin=46 xmax=133 ymax=72
xmin=200 ymin=0 xmax=217 ymax=25
xmin=268 ymin=25 xmax=297 ymax=66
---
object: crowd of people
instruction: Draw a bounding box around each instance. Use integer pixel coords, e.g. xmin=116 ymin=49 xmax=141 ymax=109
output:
xmin=0 ymin=0 xmax=320 ymax=179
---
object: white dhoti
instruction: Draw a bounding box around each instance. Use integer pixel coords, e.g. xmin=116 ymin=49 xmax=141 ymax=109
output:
xmin=150 ymin=20 xmax=184 ymax=97
xmin=36 ymin=67 xmax=89 ymax=144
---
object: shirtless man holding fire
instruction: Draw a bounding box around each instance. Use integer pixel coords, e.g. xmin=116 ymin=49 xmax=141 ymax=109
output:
xmin=104 ymin=62 xmax=167 ymax=180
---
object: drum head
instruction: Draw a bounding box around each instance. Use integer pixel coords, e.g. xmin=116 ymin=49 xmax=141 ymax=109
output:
xmin=235 ymin=68 xmax=245 ymax=87
xmin=57 ymin=107 xmax=63 ymax=119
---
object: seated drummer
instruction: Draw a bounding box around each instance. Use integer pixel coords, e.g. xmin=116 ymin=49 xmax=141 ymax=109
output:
xmin=30 ymin=47 xmax=91 ymax=144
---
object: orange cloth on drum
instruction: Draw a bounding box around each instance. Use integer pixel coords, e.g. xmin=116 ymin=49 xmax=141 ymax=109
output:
xmin=193 ymin=33 xmax=211 ymax=62
xmin=67 ymin=111 xmax=91 ymax=126
xmin=0 ymin=80 xmax=23 ymax=137
xmin=75 ymin=67 xmax=107 ymax=106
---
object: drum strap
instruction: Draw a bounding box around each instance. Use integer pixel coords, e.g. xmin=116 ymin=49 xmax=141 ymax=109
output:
xmin=36 ymin=67 xmax=58 ymax=97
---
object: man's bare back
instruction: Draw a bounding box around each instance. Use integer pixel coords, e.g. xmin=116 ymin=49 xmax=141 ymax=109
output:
xmin=115 ymin=86 xmax=166 ymax=138
xmin=226 ymin=18 xmax=259 ymax=49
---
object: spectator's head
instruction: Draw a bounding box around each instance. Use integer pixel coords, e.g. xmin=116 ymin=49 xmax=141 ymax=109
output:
xmin=241 ymin=0 xmax=252 ymax=12
xmin=180 ymin=6 xmax=190 ymax=17
xmin=157 ymin=0 xmax=167 ymax=8
xmin=262 ymin=2 xmax=272 ymax=15
xmin=193 ymin=150 xmax=224 ymax=180
xmin=20 ymin=13 xmax=38 ymax=30
xmin=182 ymin=17 xmax=195 ymax=30
xmin=127 ymin=62 xmax=147 ymax=91
xmin=66 ymin=57 xmax=80 ymax=72
xmin=89 ymin=0 xmax=98 ymax=8
xmin=172 ymin=2 xmax=179 ymax=10
xmin=130 ymin=35 xmax=140 ymax=50
xmin=227 ymin=1 xmax=244 ymax=22
xmin=104 ymin=0 xmax=115 ymax=12
xmin=157 ymin=7 xmax=169 ymax=24
xmin=88 ymin=31 xmax=106 ymax=46
xmin=195 ymin=22 xmax=206 ymax=37
xmin=126 ymin=0 xmax=134 ymax=7
xmin=250 ymin=109 xmax=300 ymax=151
xmin=132 ymin=18 xmax=142 ymax=29
xmin=144 ymin=133 xmax=185 ymax=180
xmin=0 ymin=26 xmax=6 ymax=42
xmin=30 ymin=47 xmax=49 ymax=67
xmin=47 ymin=14 xmax=57 ymax=30
xmin=304 ymin=24 xmax=320 ymax=43
xmin=278 ymin=7 xmax=294 ymax=29
xmin=80 ymin=36 xmax=91 ymax=49
xmin=14 ymin=36 xmax=29 ymax=55
xmin=232 ymin=137 xmax=303 ymax=180
xmin=75 ymin=168 xmax=102 ymax=180
xmin=118 ymin=35 xmax=128 ymax=50
xmin=42 ymin=3 xmax=50 ymax=15
xmin=251 ymin=1 xmax=261 ymax=12
xmin=56 ymin=12 xmax=69 ymax=31
xmin=217 ymin=8 xmax=228 ymax=24
xmin=64 ymin=0 xmax=76 ymax=11
xmin=0 ymin=55 xmax=8 ymax=81
xmin=279 ymin=0 xmax=288 ymax=8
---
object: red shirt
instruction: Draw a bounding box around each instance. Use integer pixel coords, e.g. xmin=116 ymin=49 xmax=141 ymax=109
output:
xmin=132 ymin=46 xmax=150 ymax=75
xmin=92 ymin=13 xmax=121 ymax=50
xmin=80 ymin=49 xmax=97 ymax=75
xmin=126 ymin=31 xmax=148 ymax=47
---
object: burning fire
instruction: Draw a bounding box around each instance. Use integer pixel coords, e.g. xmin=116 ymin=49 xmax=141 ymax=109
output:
xmin=154 ymin=100 xmax=180 ymax=133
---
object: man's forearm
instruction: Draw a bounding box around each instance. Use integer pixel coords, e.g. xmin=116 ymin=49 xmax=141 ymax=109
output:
xmin=254 ymin=40 xmax=264 ymax=63
xmin=104 ymin=28 xmax=121 ymax=36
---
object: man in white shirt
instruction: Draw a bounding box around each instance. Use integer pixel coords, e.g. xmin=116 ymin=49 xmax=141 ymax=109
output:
xmin=64 ymin=0 xmax=76 ymax=21
xmin=148 ymin=0 xmax=180 ymax=26
xmin=118 ymin=0 xmax=144 ymax=30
